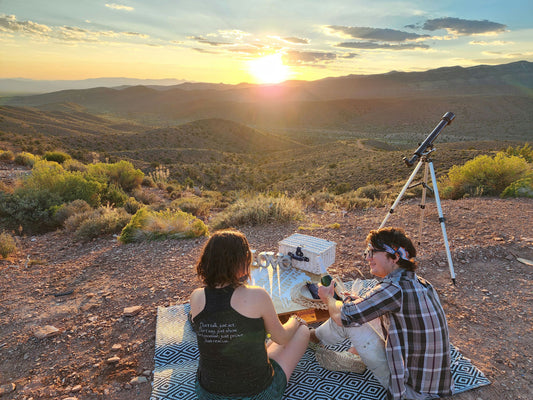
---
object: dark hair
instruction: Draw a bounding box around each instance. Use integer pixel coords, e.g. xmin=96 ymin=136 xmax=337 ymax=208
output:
xmin=366 ymin=227 xmax=418 ymax=271
xmin=196 ymin=229 xmax=252 ymax=288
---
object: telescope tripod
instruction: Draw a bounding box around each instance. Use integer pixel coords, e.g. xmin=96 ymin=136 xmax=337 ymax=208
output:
xmin=379 ymin=150 xmax=456 ymax=284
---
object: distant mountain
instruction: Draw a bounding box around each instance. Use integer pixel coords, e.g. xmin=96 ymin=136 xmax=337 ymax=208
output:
xmin=0 ymin=77 xmax=188 ymax=95
xmin=2 ymin=61 xmax=532 ymax=141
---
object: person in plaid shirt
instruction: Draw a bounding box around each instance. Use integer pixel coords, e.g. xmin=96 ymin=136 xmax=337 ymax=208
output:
xmin=317 ymin=227 xmax=453 ymax=400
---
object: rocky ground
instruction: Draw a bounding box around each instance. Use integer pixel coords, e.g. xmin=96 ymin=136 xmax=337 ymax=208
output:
xmin=0 ymin=196 xmax=532 ymax=400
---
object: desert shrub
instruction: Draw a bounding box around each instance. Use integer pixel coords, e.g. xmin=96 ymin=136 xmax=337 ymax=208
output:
xmin=71 ymin=206 xmax=131 ymax=242
xmin=504 ymin=143 xmax=532 ymax=163
xmin=210 ymin=194 xmax=304 ymax=229
xmin=355 ymin=184 xmax=385 ymax=200
xmin=63 ymin=159 xmax=87 ymax=172
xmin=43 ymin=151 xmax=71 ymax=164
xmin=24 ymin=161 xmax=103 ymax=206
xmin=440 ymin=152 xmax=531 ymax=199
xmin=0 ymin=150 xmax=14 ymax=162
xmin=333 ymin=182 xmax=352 ymax=195
xmin=0 ymin=188 xmax=62 ymax=232
xmin=53 ymin=199 xmax=92 ymax=226
xmin=301 ymin=190 xmax=337 ymax=211
xmin=335 ymin=192 xmax=374 ymax=210
xmin=171 ymin=194 xmax=218 ymax=218
xmin=141 ymin=176 xmax=156 ymax=187
xmin=101 ymin=183 xmax=129 ymax=207
xmin=148 ymin=166 xmax=170 ymax=186
xmin=119 ymin=207 xmax=208 ymax=243
xmin=501 ymin=173 xmax=533 ymax=198
xmin=0 ymin=232 xmax=17 ymax=258
xmin=123 ymin=196 xmax=143 ymax=214
xmin=132 ymin=187 xmax=160 ymax=205
xmin=86 ymin=160 xmax=144 ymax=192
xmin=14 ymin=152 xmax=39 ymax=167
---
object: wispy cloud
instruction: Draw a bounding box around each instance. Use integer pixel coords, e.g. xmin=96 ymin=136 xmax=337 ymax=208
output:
xmin=420 ymin=17 xmax=506 ymax=35
xmin=283 ymin=50 xmax=337 ymax=66
xmin=326 ymin=25 xmax=429 ymax=42
xmin=0 ymin=14 xmax=149 ymax=44
xmin=281 ymin=37 xmax=309 ymax=44
xmin=0 ymin=14 xmax=51 ymax=35
xmin=188 ymin=35 xmax=233 ymax=46
xmin=105 ymin=3 xmax=134 ymax=12
xmin=469 ymin=40 xmax=512 ymax=46
xmin=335 ymin=41 xmax=429 ymax=50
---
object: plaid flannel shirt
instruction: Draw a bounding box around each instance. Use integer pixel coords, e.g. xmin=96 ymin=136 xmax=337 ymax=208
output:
xmin=341 ymin=269 xmax=453 ymax=400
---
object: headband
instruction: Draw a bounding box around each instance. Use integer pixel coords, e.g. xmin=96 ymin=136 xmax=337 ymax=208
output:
xmin=381 ymin=243 xmax=413 ymax=261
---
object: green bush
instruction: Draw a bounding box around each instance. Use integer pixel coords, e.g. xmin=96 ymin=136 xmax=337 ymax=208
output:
xmin=86 ymin=160 xmax=144 ymax=192
xmin=210 ymin=194 xmax=304 ymax=229
xmin=14 ymin=152 xmax=39 ymax=167
xmin=71 ymin=206 xmax=131 ymax=242
xmin=171 ymin=196 xmax=213 ymax=217
xmin=63 ymin=159 xmax=87 ymax=172
xmin=53 ymin=199 xmax=92 ymax=226
xmin=0 ymin=188 xmax=62 ymax=232
xmin=119 ymin=207 xmax=208 ymax=243
xmin=0 ymin=150 xmax=15 ymax=162
xmin=43 ymin=151 xmax=71 ymax=164
xmin=101 ymin=183 xmax=129 ymax=207
xmin=24 ymin=161 xmax=103 ymax=206
xmin=124 ymin=196 xmax=143 ymax=214
xmin=504 ymin=143 xmax=532 ymax=163
xmin=0 ymin=232 xmax=17 ymax=258
xmin=501 ymin=173 xmax=533 ymax=198
xmin=355 ymin=184 xmax=385 ymax=200
xmin=440 ymin=152 xmax=531 ymax=199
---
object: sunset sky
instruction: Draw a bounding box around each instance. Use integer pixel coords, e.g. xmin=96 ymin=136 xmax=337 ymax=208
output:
xmin=1 ymin=0 xmax=532 ymax=84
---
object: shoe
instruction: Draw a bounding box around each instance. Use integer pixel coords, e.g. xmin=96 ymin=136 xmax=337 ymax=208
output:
xmin=315 ymin=348 xmax=366 ymax=374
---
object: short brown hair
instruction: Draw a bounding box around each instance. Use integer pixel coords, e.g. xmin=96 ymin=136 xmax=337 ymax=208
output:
xmin=196 ymin=229 xmax=252 ymax=288
xmin=366 ymin=227 xmax=418 ymax=271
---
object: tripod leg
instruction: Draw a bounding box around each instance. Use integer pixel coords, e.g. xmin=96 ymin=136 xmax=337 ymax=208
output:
xmin=417 ymin=162 xmax=429 ymax=246
xmin=380 ymin=160 xmax=424 ymax=229
xmin=428 ymin=162 xmax=456 ymax=284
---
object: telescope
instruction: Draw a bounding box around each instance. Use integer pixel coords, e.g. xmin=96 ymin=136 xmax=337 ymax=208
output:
xmin=403 ymin=112 xmax=455 ymax=167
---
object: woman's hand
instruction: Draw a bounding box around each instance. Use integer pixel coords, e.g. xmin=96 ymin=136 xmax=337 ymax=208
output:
xmin=317 ymin=283 xmax=335 ymax=302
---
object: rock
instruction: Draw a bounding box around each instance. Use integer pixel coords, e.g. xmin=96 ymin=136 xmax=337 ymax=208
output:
xmin=111 ymin=344 xmax=122 ymax=351
xmin=0 ymin=383 xmax=16 ymax=395
xmin=71 ymin=384 xmax=82 ymax=393
xmin=142 ymin=369 xmax=152 ymax=377
xmin=34 ymin=325 xmax=61 ymax=339
xmin=63 ymin=397 xmax=79 ymax=400
xmin=129 ymin=376 xmax=148 ymax=385
xmin=106 ymin=356 xmax=120 ymax=364
xmin=123 ymin=306 xmax=142 ymax=316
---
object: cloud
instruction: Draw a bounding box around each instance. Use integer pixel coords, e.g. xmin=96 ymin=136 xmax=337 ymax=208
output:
xmin=421 ymin=17 xmax=506 ymax=35
xmin=469 ymin=40 xmax=512 ymax=46
xmin=340 ymin=52 xmax=358 ymax=59
xmin=192 ymin=47 xmax=219 ymax=54
xmin=326 ymin=25 xmax=429 ymax=42
xmin=282 ymin=37 xmax=309 ymax=44
xmin=283 ymin=50 xmax=337 ymax=66
xmin=0 ymin=14 xmax=52 ymax=34
xmin=105 ymin=3 xmax=134 ymax=12
xmin=188 ymin=35 xmax=233 ymax=46
xmin=335 ymin=41 xmax=429 ymax=50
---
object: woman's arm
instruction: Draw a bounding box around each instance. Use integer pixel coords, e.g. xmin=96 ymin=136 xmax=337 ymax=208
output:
xmin=254 ymin=288 xmax=306 ymax=345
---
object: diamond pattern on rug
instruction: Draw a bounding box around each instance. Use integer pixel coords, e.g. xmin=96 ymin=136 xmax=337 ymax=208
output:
xmin=151 ymin=303 xmax=490 ymax=400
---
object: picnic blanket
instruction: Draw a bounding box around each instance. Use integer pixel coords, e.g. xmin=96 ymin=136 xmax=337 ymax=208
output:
xmin=151 ymin=302 xmax=490 ymax=400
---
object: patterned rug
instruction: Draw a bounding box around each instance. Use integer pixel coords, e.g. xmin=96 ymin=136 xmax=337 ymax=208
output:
xmin=151 ymin=303 xmax=490 ymax=400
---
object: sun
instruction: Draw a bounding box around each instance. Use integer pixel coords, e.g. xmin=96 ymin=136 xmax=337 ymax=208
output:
xmin=247 ymin=53 xmax=290 ymax=84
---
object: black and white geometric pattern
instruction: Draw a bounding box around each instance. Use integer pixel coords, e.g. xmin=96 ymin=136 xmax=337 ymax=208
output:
xmin=151 ymin=303 xmax=490 ymax=400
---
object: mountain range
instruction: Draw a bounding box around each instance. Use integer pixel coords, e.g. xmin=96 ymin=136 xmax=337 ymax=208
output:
xmin=1 ymin=61 xmax=532 ymax=142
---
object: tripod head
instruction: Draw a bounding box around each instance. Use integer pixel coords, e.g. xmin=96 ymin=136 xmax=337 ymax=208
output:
xmin=403 ymin=112 xmax=455 ymax=167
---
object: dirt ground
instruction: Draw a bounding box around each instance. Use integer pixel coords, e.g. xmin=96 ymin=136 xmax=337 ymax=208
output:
xmin=0 ymin=196 xmax=532 ymax=400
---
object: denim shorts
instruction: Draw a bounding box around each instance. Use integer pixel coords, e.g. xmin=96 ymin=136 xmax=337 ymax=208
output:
xmin=195 ymin=358 xmax=287 ymax=400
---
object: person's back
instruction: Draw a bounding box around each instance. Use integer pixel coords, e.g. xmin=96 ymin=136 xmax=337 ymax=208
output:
xmin=191 ymin=285 xmax=273 ymax=396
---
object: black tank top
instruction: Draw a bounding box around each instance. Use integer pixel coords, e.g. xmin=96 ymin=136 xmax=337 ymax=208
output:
xmin=191 ymin=286 xmax=274 ymax=396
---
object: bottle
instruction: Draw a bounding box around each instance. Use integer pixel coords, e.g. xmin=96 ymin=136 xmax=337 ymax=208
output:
xmin=320 ymin=274 xmax=342 ymax=300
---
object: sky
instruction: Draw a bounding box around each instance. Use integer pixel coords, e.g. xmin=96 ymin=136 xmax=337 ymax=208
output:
xmin=1 ymin=0 xmax=532 ymax=84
